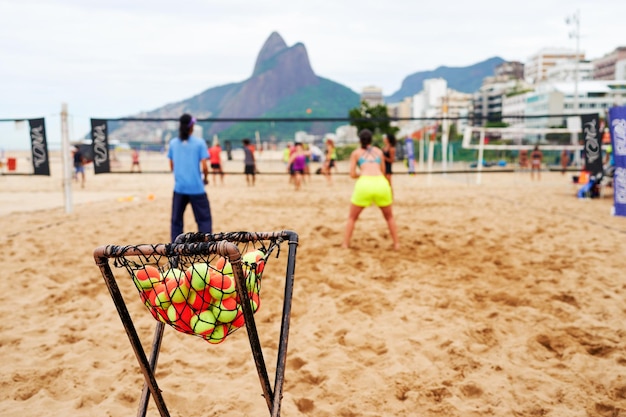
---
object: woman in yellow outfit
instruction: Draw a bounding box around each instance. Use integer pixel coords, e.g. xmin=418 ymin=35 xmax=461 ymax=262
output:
xmin=342 ymin=129 xmax=400 ymax=250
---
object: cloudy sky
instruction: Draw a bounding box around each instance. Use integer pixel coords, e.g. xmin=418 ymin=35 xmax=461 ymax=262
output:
xmin=0 ymin=0 xmax=623 ymax=148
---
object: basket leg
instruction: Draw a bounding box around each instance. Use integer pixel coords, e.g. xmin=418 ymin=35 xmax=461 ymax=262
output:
xmin=137 ymin=322 xmax=166 ymax=417
xmin=233 ymin=260 xmax=274 ymax=413
xmin=97 ymin=260 xmax=170 ymax=417
xmin=270 ymin=234 xmax=298 ymax=417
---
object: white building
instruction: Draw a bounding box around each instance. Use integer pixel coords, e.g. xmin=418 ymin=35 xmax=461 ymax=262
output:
xmin=545 ymin=60 xmax=593 ymax=82
xmin=524 ymin=80 xmax=626 ymax=131
xmin=502 ymin=90 xmax=531 ymax=143
xmin=525 ymin=48 xmax=585 ymax=84
xmin=616 ymin=59 xmax=626 ymax=80
xmin=335 ymin=125 xmax=358 ymax=144
xmin=360 ymin=86 xmax=384 ymax=106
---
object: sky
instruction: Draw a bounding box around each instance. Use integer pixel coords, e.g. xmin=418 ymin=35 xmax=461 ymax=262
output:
xmin=0 ymin=0 xmax=624 ymax=149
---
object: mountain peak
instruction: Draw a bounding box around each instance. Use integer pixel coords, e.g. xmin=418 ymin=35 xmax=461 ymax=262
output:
xmin=253 ymin=32 xmax=288 ymax=75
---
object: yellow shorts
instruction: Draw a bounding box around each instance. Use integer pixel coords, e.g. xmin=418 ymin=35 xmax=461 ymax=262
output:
xmin=351 ymin=175 xmax=392 ymax=207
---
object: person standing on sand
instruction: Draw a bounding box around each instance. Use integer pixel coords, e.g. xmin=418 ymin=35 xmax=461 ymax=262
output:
xmin=167 ymin=113 xmax=212 ymax=242
xmin=342 ymin=129 xmax=399 ymax=250
xmin=208 ymin=139 xmax=224 ymax=185
xmin=531 ymin=145 xmax=543 ymax=180
xmin=288 ymin=142 xmax=311 ymax=191
xmin=242 ymin=138 xmax=256 ymax=186
xmin=560 ymin=148 xmax=570 ymax=175
xmin=131 ymin=148 xmax=141 ymax=173
xmin=72 ymin=146 xmax=86 ymax=188
xmin=382 ymin=133 xmax=397 ymax=189
xmin=322 ymin=138 xmax=337 ymax=184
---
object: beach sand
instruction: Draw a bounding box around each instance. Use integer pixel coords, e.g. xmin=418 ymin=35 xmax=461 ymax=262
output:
xmin=1 ymin=151 xmax=625 ymax=417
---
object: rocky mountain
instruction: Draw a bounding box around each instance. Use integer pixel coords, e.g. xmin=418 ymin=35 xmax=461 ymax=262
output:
xmin=109 ymin=35 xmax=504 ymax=144
xmin=386 ymin=57 xmax=505 ymax=103
xmin=109 ymin=32 xmax=360 ymax=143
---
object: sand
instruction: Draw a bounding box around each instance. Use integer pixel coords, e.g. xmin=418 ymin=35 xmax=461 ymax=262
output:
xmin=1 ymin=150 xmax=625 ymax=417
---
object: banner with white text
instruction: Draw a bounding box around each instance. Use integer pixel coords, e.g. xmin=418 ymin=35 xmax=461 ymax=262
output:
xmin=608 ymin=106 xmax=626 ymax=216
xmin=90 ymin=119 xmax=110 ymax=174
xmin=580 ymin=113 xmax=603 ymax=176
xmin=28 ymin=118 xmax=50 ymax=176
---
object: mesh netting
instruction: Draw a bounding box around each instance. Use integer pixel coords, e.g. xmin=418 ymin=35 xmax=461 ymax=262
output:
xmin=107 ymin=231 xmax=283 ymax=345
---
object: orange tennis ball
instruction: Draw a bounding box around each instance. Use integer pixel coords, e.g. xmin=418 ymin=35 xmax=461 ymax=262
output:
xmin=249 ymin=292 xmax=261 ymax=313
xmin=214 ymin=257 xmax=233 ymax=275
xmin=229 ymin=307 xmax=245 ymax=329
xmin=188 ymin=262 xmax=211 ymax=291
xmin=167 ymin=302 xmax=194 ymax=333
xmin=208 ymin=273 xmax=236 ymax=302
xmin=211 ymin=297 xmax=239 ymax=323
xmin=151 ymin=282 xmax=171 ymax=311
xmin=187 ymin=288 xmax=212 ymax=312
xmin=133 ymin=265 xmax=162 ymax=290
xmin=206 ymin=324 xmax=229 ymax=344
xmin=164 ymin=268 xmax=190 ymax=303
xmin=190 ymin=309 xmax=217 ymax=336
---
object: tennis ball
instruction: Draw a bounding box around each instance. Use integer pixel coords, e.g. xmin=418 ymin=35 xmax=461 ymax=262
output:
xmin=164 ymin=268 xmax=190 ymax=303
xmin=167 ymin=302 xmax=194 ymax=333
xmin=190 ymin=309 xmax=217 ymax=336
xmin=188 ymin=263 xmax=211 ymax=291
xmin=230 ymin=307 xmax=245 ymax=328
xmin=211 ymin=297 xmax=239 ymax=323
xmin=133 ymin=265 xmax=162 ymax=290
xmin=245 ymin=270 xmax=260 ymax=294
xmin=187 ymin=288 xmax=212 ymax=312
xmin=215 ymin=257 xmax=233 ymax=276
xmin=208 ymin=273 xmax=236 ymax=302
xmin=206 ymin=324 xmax=229 ymax=344
xmin=242 ymin=249 xmax=265 ymax=274
xmin=151 ymin=283 xmax=171 ymax=311
xmin=249 ymin=292 xmax=261 ymax=313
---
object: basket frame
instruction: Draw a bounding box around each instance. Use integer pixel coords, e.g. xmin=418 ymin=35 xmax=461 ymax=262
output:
xmin=93 ymin=230 xmax=299 ymax=417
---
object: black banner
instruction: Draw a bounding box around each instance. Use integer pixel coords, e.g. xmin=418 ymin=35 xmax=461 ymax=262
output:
xmin=28 ymin=118 xmax=50 ymax=176
xmin=90 ymin=119 xmax=110 ymax=174
xmin=581 ymin=113 xmax=603 ymax=176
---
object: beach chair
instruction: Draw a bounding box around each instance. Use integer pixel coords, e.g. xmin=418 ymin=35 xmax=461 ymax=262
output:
xmin=93 ymin=230 xmax=299 ymax=417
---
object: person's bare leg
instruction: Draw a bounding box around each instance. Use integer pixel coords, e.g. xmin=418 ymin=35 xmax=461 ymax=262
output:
xmin=380 ymin=205 xmax=399 ymax=250
xmin=342 ymin=204 xmax=364 ymax=248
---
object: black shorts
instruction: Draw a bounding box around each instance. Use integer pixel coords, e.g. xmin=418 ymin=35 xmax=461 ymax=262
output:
xmin=328 ymin=159 xmax=335 ymax=168
xmin=244 ymin=164 xmax=256 ymax=175
xmin=211 ymin=163 xmax=221 ymax=169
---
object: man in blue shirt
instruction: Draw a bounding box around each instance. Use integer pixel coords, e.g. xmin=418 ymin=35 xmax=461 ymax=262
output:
xmin=167 ymin=113 xmax=212 ymax=242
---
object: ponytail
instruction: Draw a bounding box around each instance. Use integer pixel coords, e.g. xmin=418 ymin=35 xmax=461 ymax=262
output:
xmin=179 ymin=113 xmax=196 ymax=141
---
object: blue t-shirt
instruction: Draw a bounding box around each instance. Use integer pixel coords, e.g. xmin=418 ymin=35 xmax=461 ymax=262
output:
xmin=167 ymin=136 xmax=209 ymax=195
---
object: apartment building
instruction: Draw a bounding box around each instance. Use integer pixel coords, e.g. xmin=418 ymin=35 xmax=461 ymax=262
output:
xmin=524 ymin=48 xmax=585 ymax=84
xmin=472 ymin=77 xmax=519 ymax=125
xmin=592 ymin=47 xmax=626 ymax=80
xmin=360 ymin=86 xmax=384 ymax=106
xmin=546 ymin=60 xmax=593 ymax=82
xmin=524 ymin=80 xmax=626 ymax=130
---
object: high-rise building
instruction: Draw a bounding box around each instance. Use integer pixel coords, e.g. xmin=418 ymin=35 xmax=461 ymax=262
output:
xmin=592 ymin=47 xmax=626 ymax=80
xmin=546 ymin=60 xmax=593 ymax=82
xmin=524 ymin=48 xmax=585 ymax=84
xmin=360 ymin=86 xmax=384 ymax=106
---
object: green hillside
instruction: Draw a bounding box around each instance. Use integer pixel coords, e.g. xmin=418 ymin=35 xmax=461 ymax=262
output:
xmin=214 ymin=77 xmax=359 ymax=142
